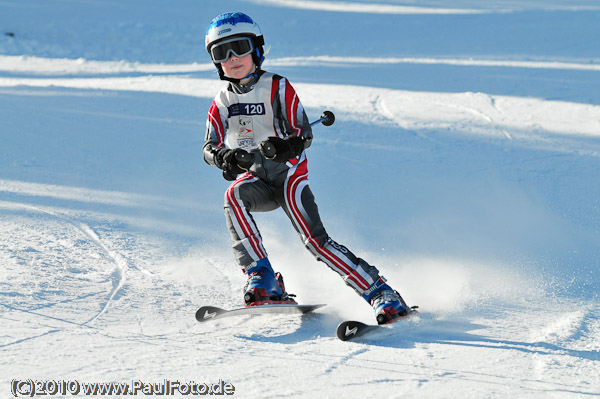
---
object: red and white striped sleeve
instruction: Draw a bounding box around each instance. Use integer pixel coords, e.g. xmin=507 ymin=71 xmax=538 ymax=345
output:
xmin=203 ymin=98 xmax=228 ymax=166
xmin=272 ymin=76 xmax=312 ymax=140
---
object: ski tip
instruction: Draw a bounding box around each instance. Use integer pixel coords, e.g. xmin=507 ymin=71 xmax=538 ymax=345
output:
xmin=336 ymin=306 xmax=420 ymax=341
xmin=195 ymin=306 xmax=224 ymax=322
xmin=336 ymin=320 xmax=370 ymax=341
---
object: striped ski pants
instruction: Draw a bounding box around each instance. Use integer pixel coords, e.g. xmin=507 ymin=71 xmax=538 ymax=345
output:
xmin=223 ymin=156 xmax=381 ymax=296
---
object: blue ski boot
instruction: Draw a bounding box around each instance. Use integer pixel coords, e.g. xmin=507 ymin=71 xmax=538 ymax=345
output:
xmin=362 ymin=277 xmax=409 ymax=325
xmin=243 ymin=258 xmax=297 ymax=307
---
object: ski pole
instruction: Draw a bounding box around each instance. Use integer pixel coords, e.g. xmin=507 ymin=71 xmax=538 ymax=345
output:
xmin=260 ymin=110 xmax=335 ymax=159
xmin=220 ymin=110 xmax=336 ymax=179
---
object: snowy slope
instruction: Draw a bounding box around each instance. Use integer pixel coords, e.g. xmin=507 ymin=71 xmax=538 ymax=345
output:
xmin=1 ymin=0 xmax=599 ymax=397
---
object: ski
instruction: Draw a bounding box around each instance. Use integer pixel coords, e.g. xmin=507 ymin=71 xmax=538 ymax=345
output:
xmin=336 ymin=306 xmax=419 ymax=341
xmin=195 ymin=303 xmax=326 ymax=322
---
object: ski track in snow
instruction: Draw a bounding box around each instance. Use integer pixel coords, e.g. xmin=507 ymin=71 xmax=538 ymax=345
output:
xmin=1 ymin=57 xmax=600 ymax=141
xmin=252 ymin=0 xmax=600 ymax=13
xmin=12 ymin=203 xmax=129 ymax=326
xmin=1 ymin=1 xmax=600 ymax=397
xmin=252 ymin=0 xmax=490 ymax=14
xmin=0 ymin=202 xmax=133 ymax=330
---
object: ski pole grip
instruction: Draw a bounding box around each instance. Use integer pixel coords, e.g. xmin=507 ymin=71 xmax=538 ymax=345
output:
xmin=260 ymin=141 xmax=277 ymax=159
xmin=235 ymin=150 xmax=254 ymax=166
xmin=235 ymin=149 xmax=255 ymax=169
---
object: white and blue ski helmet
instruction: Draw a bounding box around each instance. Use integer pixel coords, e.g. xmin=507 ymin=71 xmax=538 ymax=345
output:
xmin=205 ymin=12 xmax=265 ymax=72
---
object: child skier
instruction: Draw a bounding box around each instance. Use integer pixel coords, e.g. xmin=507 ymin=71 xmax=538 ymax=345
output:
xmin=203 ymin=12 xmax=410 ymax=324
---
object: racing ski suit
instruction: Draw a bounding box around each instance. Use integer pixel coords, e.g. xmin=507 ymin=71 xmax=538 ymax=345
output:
xmin=203 ymin=70 xmax=382 ymax=295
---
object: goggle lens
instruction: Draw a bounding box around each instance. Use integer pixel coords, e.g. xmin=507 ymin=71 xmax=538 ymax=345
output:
xmin=210 ymin=37 xmax=254 ymax=63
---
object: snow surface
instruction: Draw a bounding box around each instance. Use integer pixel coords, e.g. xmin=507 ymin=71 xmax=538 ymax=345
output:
xmin=1 ymin=0 xmax=599 ymax=397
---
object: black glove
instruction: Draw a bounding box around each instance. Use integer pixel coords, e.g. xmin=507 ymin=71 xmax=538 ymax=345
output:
xmin=213 ymin=148 xmax=254 ymax=181
xmin=258 ymin=136 xmax=307 ymax=163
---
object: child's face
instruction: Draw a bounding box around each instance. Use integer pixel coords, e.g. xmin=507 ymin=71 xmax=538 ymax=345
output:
xmin=221 ymin=54 xmax=256 ymax=82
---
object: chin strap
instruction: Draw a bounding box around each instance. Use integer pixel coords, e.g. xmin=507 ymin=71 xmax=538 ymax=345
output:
xmin=215 ymin=65 xmax=260 ymax=84
xmin=240 ymin=70 xmax=259 ymax=82
xmin=216 ymin=66 xmax=263 ymax=85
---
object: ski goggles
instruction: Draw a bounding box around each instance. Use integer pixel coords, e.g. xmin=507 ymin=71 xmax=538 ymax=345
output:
xmin=210 ymin=37 xmax=254 ymax=63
